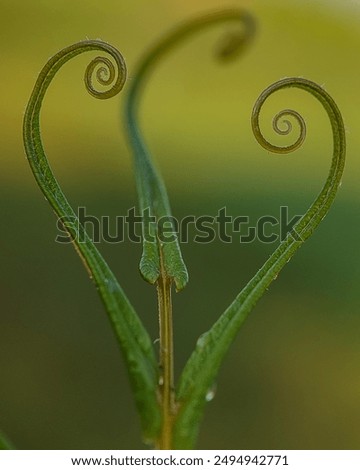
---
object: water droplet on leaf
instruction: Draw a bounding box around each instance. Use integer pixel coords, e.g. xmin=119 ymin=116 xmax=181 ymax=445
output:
xmin=196 ymin=333 xmax=207 ymax=349
xmin=205 ymin=384 xmax=217 ymax=402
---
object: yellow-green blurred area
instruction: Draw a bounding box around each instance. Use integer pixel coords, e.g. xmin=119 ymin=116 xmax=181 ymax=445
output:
xmin=1 ymin=0 xmax=360 ymax=449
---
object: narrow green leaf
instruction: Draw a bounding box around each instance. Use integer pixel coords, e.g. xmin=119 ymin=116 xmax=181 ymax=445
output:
xmin=0 ymin=430 xmax=14 ymax=450
xmin=174 ymin=78 xmax=346 ymax=449
xmin=23 ymin=41 xmax=161 ymax=441
xmin=124 ymin=9 xmax=255 ymax=291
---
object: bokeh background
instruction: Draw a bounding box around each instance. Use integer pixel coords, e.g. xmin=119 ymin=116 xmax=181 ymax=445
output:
xmin=1 ymin=0 xmax=359 ymax=449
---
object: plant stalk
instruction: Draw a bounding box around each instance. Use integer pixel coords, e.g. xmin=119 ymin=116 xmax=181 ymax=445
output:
xmin=156 ymin=246 xmax=175 ymax=449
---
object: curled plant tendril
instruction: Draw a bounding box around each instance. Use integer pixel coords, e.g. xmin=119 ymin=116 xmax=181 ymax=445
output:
xmin=85 ymin=54 xmax=124 ymax=99
xmin=125 ymin=8 xmax=256 ymax=290
xmin=23 ymin=40 xmax=127 ymax=241
xmin=23 ymin=41 xmax=162 ymax=442
xmin=271 ymin=108 xmax=306 ymax=148
xmin=252 ymin=85 xmax=307 ymax=154
xmin=24 ymin=40 xmax=127 ymax=204
xmin=251 ymin=77 xmax=345 ymax=237
xmin=174 ymin=77 xmax=345 ymax=449
xmin=216 ymin=27 xmax=254 ymax=61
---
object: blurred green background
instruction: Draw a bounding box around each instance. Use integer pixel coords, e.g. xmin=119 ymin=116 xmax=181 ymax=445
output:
xmin=1 ymin=0 xmax=360 ymax=449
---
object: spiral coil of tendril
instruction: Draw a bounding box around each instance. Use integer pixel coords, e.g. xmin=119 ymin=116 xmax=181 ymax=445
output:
xmin=84 ymin=49 xmax=126 ymax=99
xmin=252 ymin=82 xmax=307 ymax=154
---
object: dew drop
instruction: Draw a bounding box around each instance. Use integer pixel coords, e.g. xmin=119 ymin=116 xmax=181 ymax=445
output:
xmin=205 ymin=384 xmax=217 ymax=402
xmin=196 ymin=334 xmax=207 ymax=349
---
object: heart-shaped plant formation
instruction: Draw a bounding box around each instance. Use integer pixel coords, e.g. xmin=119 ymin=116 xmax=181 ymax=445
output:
xmin=18 ymin=9 xmax=345 ymax=450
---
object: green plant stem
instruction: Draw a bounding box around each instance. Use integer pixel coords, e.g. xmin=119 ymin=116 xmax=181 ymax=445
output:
xmin=156 ymin=255 xmax=175 ymax=449
xmin=123 ymin=9 xmax=255 ymax=448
